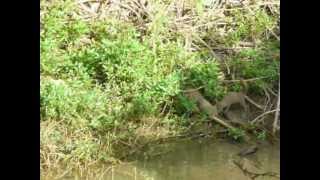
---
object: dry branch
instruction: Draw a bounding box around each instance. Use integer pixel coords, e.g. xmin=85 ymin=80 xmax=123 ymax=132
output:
xmin=210 ymin=115 xmax=235 ymax=130
xmin=244 ymin=95 xmax=264 ymax=110
xmin=250 ymin=109 xmax=278 ymax=124
xmin=222 ymin=77 xmax=267 ymax=83
xmin=273 ymin=81 xmax=280 ymax=134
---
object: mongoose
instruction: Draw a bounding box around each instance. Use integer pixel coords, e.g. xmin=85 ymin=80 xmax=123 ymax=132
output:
xmin=216 ymin=92 xmax=249 ymax=115
xmin=219 ymin=78 xmax=249 ymax=111
xmin=184 ymin=89 xmax=236 ymax=130
xmin=216 ymin=91 xmax=263 ymax=118
xmin=184 ymin=90 xmax=219 ymax=116
xmin=184 ymin=89 xmax=252 ymax=142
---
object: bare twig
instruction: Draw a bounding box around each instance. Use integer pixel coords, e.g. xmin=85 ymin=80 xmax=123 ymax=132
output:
xmin=210 ymin=115 xmax=235 ymax=130
xmin=113 ymin=1 xmax=143 ymax=22
xmin=244 ymin=95 xmax=264 ymax=110
xmin=273 ymin=82 xmax=280 ymax=134
xmin=267 ymin=87 xmax=278 ymax=97
xmin=268 ymin=28 xmax=280 ymax=40
xmin=160 ymin=102 xmax=168 ymax=115
xmin=250 ymin=109 xmax=279 ymax=124
xmin=192 ymin=34 xmax=219 ymax=59
xmin=259 ymin=87 xmax=274 ymax=123
xmin=182 ymin=86 xmax=205 ymax=92
xmin=54 ymin=169 xmax=72 ymax=180
xmin=263 ymin=87 xmax=271 ymax=109
xmin=98 ymin=166 xmax=112 ymax=180
xmin=223 ymin=2 xmax=280 ymax=12
xmin=77 ymin=0 xmax=100 ymax=3
xmin=222 ymin=77 xmax=267 ymax=83
xmin=79 ymin=2 xmax=96 ymax=14
xmin=191 ymin=34 xmax=231 ymax=75
xmin=212 ymin=46 xmax=253 ymax=51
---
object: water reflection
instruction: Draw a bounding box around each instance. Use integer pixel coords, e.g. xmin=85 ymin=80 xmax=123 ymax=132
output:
xmin=54 ymin=139 xmax=279 ymax=180
xmin=106 ymin=139 xmax=279 ymax=180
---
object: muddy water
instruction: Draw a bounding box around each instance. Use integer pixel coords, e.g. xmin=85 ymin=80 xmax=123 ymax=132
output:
xmin=77 ymin=139 xmax=280 ymax=180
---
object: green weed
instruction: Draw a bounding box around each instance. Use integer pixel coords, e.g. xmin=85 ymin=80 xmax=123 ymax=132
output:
xmin=228 ymin=128 xmax=246 ymax=142
xmin=184 ymin=59 xmax=226 ymax=101
xmin=230 ymin=40 xmax=279 ymax=94
xmin=226 ymin=8 xmax=277 ymax=46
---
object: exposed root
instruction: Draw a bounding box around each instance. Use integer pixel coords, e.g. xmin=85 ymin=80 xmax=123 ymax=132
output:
xmin=244 ymin=95 xmax=264 ymax=110
xmin=250 ymin=109 xmax=278 ymax=124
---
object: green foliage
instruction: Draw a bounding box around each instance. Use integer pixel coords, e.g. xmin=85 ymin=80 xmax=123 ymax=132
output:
xmin=174 ymin=94 xmax=197 ymax=116
xmin=226 ymin=8 xmax=277 ymax=45
xmin=229 ymin=82 xmax=243 ymax=92
xmin=184 ymin=60 xmax=226 ymax=101
xmin=40 ymin=78 xmax=116 ymax=129
xmin=231 ymin=41 xmax=279 ymax=94
xmin=228 ymin=128 xmax=245 ymax=142
xmin=40 ymin=2 xmax=193 ymax=132
xmin=254 ymin=129 xmax=267 ymax=141
xmin=40 ymin=0 xmax=89 ymax=77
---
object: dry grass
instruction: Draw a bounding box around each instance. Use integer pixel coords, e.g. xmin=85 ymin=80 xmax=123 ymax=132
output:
xmin=40 ymin=115 xmax=178 ymax=178
xmin=73 ymin=0 xmax=279 ymax=51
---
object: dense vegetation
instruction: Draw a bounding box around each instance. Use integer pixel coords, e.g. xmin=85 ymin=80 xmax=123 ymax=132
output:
xmin=41 ymin=0 xmax=279 ymax=177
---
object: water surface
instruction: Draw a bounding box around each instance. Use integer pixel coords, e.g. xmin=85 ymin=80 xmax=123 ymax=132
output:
xmin=99 ymin=139 xmax=280 ymax=180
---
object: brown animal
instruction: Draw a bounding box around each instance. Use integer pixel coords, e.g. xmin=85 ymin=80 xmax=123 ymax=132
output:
xmin=184 ymin=89 xmax=236 ymax=130
xmin=217 ymin=92 xmax=249 ymax=114
xmin=217 ymin=91 xmax=263 ymax=117
xmin=184 ymin=89 xmax=253 ymax=141
xmin=184 ymin=90 xmax=219 ymax=116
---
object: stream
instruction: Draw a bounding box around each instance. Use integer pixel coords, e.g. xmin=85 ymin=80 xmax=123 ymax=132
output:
xmin=57 ymin=138 xmax=279 ymax=180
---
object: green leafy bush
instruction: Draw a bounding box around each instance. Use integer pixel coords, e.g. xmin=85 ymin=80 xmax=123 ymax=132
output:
xmin=184 ymin=60 xmax=226 ymax=101
xmin=231 ymin=41 xmax=279 ymax=94
xmin=226 ymin=9 xmax=277 ymax=45
xmin=40 ymin=3 xmax=194 ymax=131
xmin=228 ymin=128 xmax=246 ymax=142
